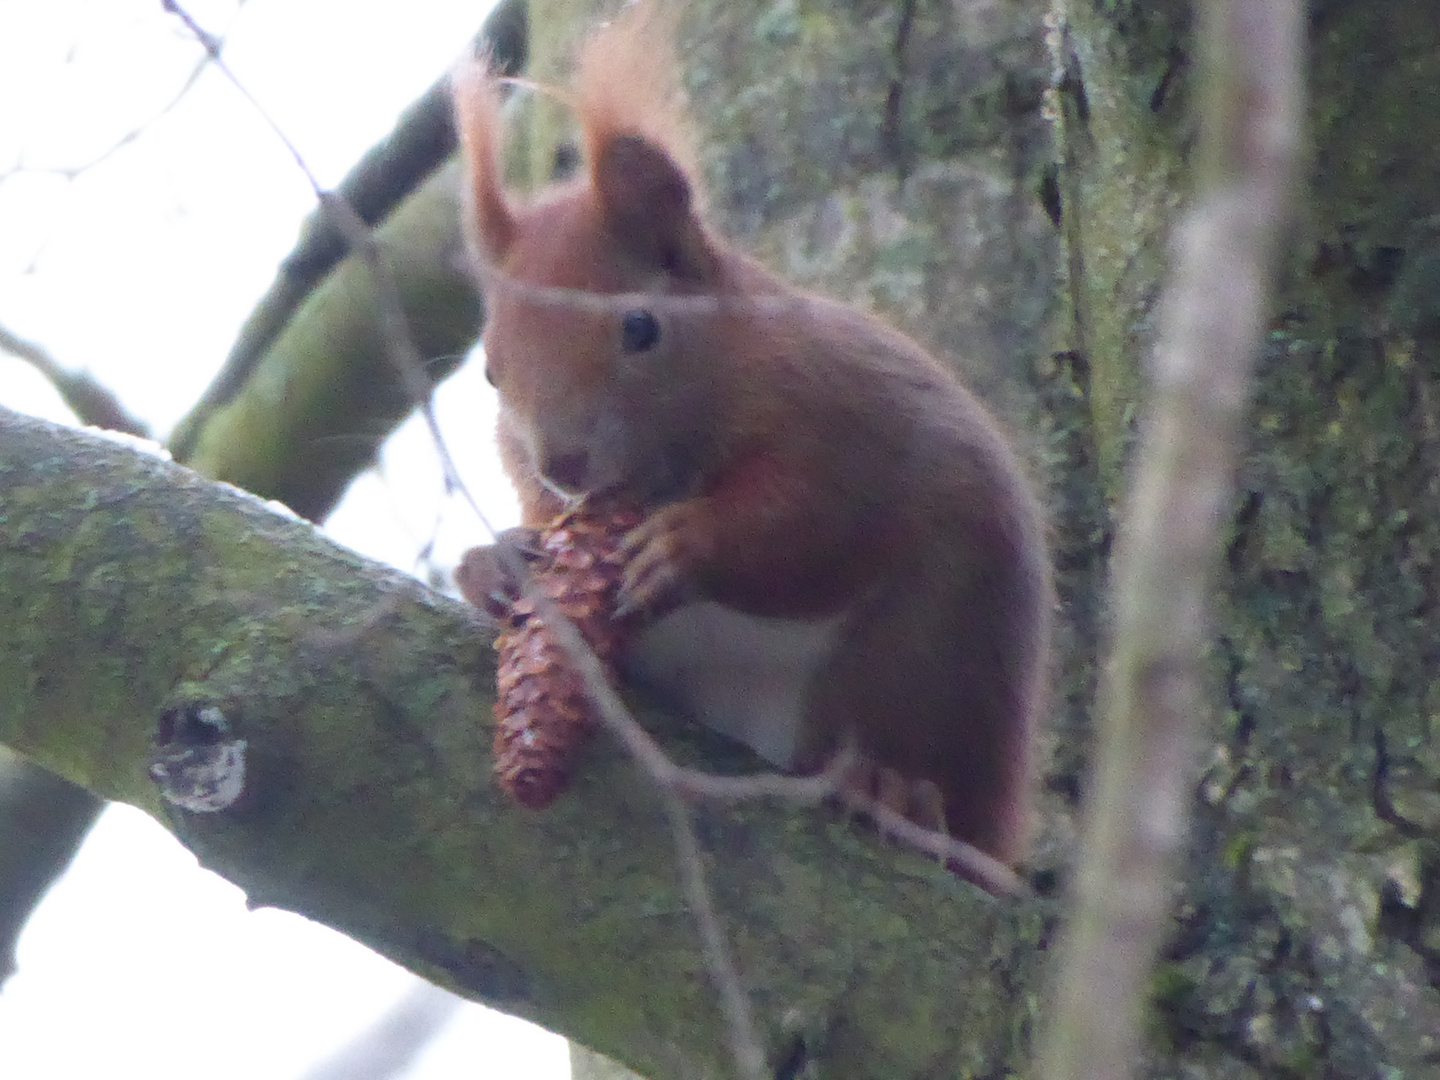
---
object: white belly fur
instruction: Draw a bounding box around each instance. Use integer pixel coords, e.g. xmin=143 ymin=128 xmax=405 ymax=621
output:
xmin=627 ymin=601 xmax=844 ymax=768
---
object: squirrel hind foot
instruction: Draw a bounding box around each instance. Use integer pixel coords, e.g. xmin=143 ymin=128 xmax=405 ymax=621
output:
xmin=840 ymin=758 xmax=951 ymax=842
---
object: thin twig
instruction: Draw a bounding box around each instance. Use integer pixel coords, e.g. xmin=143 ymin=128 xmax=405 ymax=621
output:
xmin=664 ymin=798 xmax=768 ymax=1080
xmin=478 ymin=259 xmax=816 ymax=319
xmin=158 ymin=2 xmax=472 ymax=508
xmin=1037 ymin=1 xmax=1303 ymax=1077
xmin=0 ymin=323 xmax=149 ymax=437
xmin=666 ymin=738 xmax=856 ymax=804
xmin=838 ymin=790 xmax=1025 ymax=896
xmin=32 ymin=56 xmax=209 ymax=181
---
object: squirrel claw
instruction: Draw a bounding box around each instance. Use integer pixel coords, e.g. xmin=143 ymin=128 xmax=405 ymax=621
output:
xmin=455 ymin=527 xmax=544 ymax=616
xmin=615 ymin=549 xmax=683 ymax=617
xmin=616 ymin=512 xmax=693 ymax=617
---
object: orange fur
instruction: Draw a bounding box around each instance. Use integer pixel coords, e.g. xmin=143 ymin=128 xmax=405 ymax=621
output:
xmin=451 ymin=51 xmax=514 ymax=263
xmin=573 ymin=2 xmax=700 ymax=192
xmin=452 ymin=3 xmax=1052 ymax=881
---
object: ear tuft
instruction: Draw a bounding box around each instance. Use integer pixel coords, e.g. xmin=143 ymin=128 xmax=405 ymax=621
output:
xmin=573 ymin=3 xmax=698 ymax=180
xmin=574 ymin=3 xmax=712 ymax=279
xmin=451 ymin=54 xmax=515 ymax=264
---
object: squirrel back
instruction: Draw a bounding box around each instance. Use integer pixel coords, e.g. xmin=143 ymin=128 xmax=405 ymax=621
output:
xmin=453 ymin=4 xmax=1052 ymax=874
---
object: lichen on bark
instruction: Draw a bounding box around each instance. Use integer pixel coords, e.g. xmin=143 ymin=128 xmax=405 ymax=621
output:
xmin=1057 ymin=0 xmax=1440 ymax=1074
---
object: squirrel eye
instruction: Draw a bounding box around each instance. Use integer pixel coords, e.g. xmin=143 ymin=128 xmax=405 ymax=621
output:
xmin=620 ymin=309 xmax=660 ymax=353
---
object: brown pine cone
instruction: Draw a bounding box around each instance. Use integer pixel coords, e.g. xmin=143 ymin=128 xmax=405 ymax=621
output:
xmin=460 ymin=504 xmax=644 ymax=810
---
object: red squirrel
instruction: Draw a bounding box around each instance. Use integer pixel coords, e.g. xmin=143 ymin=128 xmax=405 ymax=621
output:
xmin=451 ymin=4 xmax=1053 ymax=873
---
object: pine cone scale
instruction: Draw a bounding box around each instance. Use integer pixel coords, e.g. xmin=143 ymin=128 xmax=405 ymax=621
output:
xmin=464 ymin=504 xmax=644 ymax=809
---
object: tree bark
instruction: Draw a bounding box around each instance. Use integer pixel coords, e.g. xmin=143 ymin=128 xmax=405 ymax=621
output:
xmin=1054 ymin=0 xmax=1440 ymax=1075
xmin=0 ymin=406 xmax=1044 ymax=1079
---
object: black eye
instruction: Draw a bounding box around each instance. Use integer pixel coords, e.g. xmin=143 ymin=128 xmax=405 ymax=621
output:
xmin=483 ymin=363 xmax=497 ymax=387
xmin=621 ymin=309 xmax=660 ymax=352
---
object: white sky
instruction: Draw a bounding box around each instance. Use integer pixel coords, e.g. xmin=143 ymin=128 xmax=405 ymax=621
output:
xmin=0 ymin=1 xmax=561 ymax=1077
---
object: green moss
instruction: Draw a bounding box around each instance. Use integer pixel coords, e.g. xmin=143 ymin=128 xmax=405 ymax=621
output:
xmin=1222 ymin=832 xmax=1257 ymax=872
xmin=1061 ymin=0 xmax=1191 ymax=495
xmin=183 ymin=168 xmax=480 ymax=517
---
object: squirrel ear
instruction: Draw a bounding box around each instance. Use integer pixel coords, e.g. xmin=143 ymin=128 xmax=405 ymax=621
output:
xmin=592 ymin=135 xmax=715 ymax=281
xmin=452 ymin=56 xmax=516 ymax=263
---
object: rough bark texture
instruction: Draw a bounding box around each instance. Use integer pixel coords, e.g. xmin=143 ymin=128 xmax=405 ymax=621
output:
xmin=0 ymin=408 xmax=1043 ymax=1080
xmin=1155 ymin=5 xmax=1440 ymax=1076
xmin=1055 ymin=1 xmax=1440 ymax=1076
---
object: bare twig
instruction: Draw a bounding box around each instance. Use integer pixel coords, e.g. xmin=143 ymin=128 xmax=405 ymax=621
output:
xmin=477 ymin=555 xmax=776 ymax=1076
xmin=0 ymin=323 xmax=149 ymax=437
xmin=47 ymin=57 xmax=208 ymax=181
xmin=667 ymin=738 xmax=855 ymax=805
xmin=168 ymin=0 xmax=524 ymax=468
xmin=158 ymin=3 xmax=469 ymax=497
xmin=0 ymin=51 xmax=208 ymax=187
xmin=664 ymin=798 xmax=767 ymax=1080
xmin=478 ymin=261 xmax=815 ymax=320
xmin=1037 ymin=2 xmax=1303 ymax=1077
xmin=837 ymin=790 xmax=1025 ymax=896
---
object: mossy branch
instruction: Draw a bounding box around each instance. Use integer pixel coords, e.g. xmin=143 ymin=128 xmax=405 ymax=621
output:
xmin=0 ymin=406 xmax=1039 ymax=1080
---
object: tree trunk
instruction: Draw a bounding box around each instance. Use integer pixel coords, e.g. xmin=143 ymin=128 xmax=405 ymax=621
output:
xmin=1072 ymin=1 xmax=1440 ymax=1074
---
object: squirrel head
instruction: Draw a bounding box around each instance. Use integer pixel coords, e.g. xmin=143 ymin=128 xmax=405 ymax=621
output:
xmin=452 ymin=4 xmax=723 ymax=504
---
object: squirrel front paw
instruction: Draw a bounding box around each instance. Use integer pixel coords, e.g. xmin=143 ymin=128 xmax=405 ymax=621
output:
xmin=454 ymin=527 xmax=544 ymax=620
xmin=616 ymin=503 xmax=713 ymax=617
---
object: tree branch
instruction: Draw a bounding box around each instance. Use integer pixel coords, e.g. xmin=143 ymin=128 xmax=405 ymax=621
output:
xmin=165 ymin=0 xmax=528 ymax=519
xmin=0 ymin=405 xmax=1039 ymax=1080
xmin=0 ymin=323 xmax=149 ymax=437
xmin=0 ymin=748 xmax=100 ymax=983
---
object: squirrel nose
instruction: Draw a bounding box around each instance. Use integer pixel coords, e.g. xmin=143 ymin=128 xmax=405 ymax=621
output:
xmin=541 ymin=450 xmax=590 ymax=492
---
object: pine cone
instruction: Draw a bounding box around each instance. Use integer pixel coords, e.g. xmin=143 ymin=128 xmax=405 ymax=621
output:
xmin=473 ymin=504 xmax=644 ymax=809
